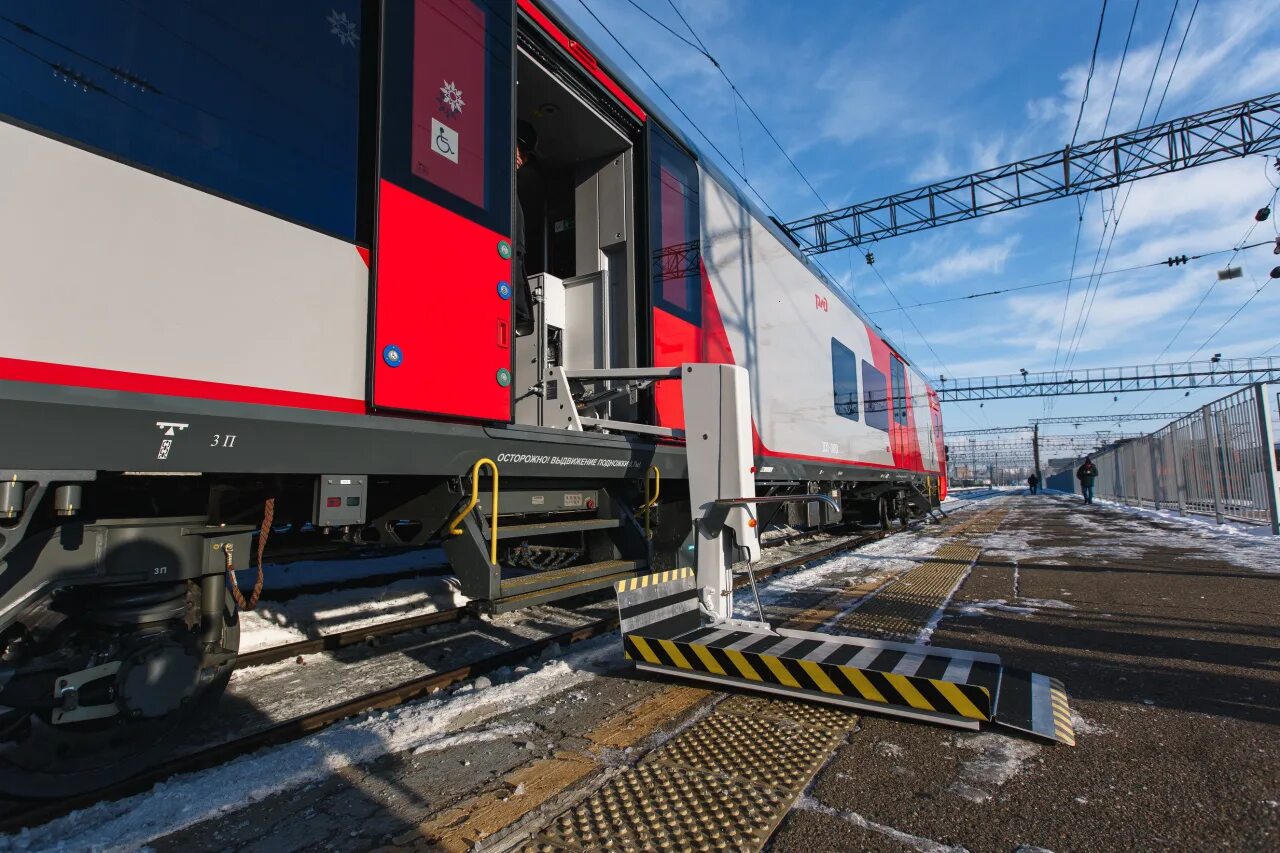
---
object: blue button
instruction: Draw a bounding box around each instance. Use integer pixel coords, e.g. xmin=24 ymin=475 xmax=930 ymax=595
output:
xmin=497 ymin=281 xmax=512 ymax=300
xmin=382 ymin=344 xmax=403 ymax=367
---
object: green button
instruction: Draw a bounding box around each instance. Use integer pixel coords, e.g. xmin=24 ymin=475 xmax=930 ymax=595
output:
xmin=496 ymin=368 xmax=512 ymax=387
xmin=497 ymin=240 xmax=513 ymax=260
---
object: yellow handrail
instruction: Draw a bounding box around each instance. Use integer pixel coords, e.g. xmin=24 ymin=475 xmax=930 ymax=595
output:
xmin=641 ymin=465 xmax=661 ymax=539
xmin=447 ymin=458 xmax=499 ymax=564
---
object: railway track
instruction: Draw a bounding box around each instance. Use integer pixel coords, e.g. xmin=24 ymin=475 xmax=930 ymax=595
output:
xmin=1 ymin=526 xmax=898 ymax=833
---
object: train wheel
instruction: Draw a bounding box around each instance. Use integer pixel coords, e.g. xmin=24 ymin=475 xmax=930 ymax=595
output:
xmin=877 ymin=496 xmax=892 ymax=531
xmin=0 ymin=579 xmax=239 ymax=799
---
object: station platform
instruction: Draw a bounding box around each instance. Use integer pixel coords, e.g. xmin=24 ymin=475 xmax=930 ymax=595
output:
xmin=124 ymin=492 xmax=1280 ymax=852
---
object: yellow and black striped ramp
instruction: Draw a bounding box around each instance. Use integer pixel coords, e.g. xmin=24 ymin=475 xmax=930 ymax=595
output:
xmin=612 ymin=569 xmax=1073 ymax=745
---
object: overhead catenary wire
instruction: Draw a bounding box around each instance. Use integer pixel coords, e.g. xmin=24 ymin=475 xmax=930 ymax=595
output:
xmin=1068 ymin=0 xmax=1110 ymax=149
xmin=1059 ymin=0 xmax=1184 ymax=390
xmin=570 ymin=0 xmax=782 ymax=223
xmin=866 ymin=264 xmax=985 ymax=427
xmin=1063 ymin=0 xmax=1200 ymax=380
xmin=660 ymin=0 xmax=832 ymax=210
xmin=1121 ymin=183 xmax=1280 ymax=416
xmin=866 ymin=240 xmax=1272 ymax=314
xmin=1048 ymin=0 xmax=1117 ymax=412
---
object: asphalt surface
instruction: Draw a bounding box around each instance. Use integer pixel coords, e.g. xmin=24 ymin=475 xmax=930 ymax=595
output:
xmin=771 ymin=494 xmax=1279 ymax=852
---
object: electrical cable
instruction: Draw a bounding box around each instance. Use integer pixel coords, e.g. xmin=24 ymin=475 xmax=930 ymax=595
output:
xmin=865 ymin=240 xmax=1272 ymax=314
xmin=1063 ymin=0 xmax=1200 ymax=377
xmin=661 ymin=0 xmax=832 ymax=209
xmin=570 ymin=0 xmax=782 ymax=221
xmin=867 ymin=265 xmax=984 ymax=427
xmin=1069 ymin=0 xmax=1110 ymax=148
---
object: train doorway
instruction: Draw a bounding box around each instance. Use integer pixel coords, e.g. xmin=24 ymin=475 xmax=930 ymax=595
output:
xmin=511 ymin=37 xmax=643 ymax=425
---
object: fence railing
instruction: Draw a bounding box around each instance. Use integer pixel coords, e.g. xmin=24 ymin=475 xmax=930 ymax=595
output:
xmin=1060 ymin=384 xmax=1280 ymax=533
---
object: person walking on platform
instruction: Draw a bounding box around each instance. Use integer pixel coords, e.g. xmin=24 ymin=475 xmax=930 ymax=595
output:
xmin=1027 ymin=473 xmax=1040 ymax=495
xmin=1076 ymin=457 xmax=1098 ymax=504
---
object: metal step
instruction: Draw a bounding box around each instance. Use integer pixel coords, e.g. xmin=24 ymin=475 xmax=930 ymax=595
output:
xmin=488 ymin=518 xmax=622 ymax=540
xmin=615 ymin=569 xmax=1075 ymax=746
xmin=489 ymin=559 xmax=646 ymax=614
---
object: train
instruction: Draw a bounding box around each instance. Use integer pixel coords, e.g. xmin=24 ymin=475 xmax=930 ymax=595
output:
xmin=0 ymin=0 xmax=945 ymax=793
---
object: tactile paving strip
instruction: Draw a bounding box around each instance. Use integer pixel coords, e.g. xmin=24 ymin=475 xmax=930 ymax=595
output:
xmin=946 ymin=508 xmax=1009 ymax=537
xmin=834 ymin=543 xmax=981 ymax=641
xmin=522 ymin=697 xmax=856 ymax=852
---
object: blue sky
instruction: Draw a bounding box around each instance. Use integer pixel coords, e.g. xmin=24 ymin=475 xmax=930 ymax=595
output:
xmin=557 ymin=0 xmax=1280 ymax=451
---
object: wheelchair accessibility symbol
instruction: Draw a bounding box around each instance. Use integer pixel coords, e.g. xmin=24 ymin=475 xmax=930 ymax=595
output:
xmin=431 ymin=118 xmax=459 ymax=164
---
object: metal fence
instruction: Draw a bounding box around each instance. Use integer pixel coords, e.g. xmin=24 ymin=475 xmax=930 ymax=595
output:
xmin=1084 ymin=384 xmax=1280 ymax=533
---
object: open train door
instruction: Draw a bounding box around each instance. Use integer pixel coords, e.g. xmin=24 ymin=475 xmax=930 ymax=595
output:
xmin=370 ymin=0 xmax=516 ymax=420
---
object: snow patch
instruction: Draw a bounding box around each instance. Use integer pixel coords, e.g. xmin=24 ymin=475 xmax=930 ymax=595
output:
xmin=794 ymin=795 xmax=971 ymax=852
xmin=872 ymin=741 xmax=904 ymax=759
xmin=1070 ymin=711 xmax=1111 ymax=735
xmin=947 ymin=733 xmax=1040 ymax=803
xmin=239 ymin=574 xmax=468 ymax=652
xmin=2 ymin=636 xmax=622 ymax=852
xmin=960 ymin=599 xmax=1035 ymax=616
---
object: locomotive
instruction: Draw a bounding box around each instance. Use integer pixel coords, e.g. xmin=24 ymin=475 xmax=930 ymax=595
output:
xmin=0 ymin=0 xmax=945 ymax=793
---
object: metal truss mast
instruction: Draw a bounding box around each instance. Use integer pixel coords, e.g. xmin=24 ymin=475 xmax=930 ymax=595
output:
xmin=782 ymin=92 xmax=1280 ymax=254
xmin=937 ymin=357 xmax=1280 ymax=402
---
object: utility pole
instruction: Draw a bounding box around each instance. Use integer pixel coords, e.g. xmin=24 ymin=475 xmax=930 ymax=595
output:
xmin=1032 ymin=423 xmax=1043 ymax=487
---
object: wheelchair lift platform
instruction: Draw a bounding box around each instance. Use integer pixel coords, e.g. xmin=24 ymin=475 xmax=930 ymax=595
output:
xmin=616 ymin=364 xmax=1075 ymax=747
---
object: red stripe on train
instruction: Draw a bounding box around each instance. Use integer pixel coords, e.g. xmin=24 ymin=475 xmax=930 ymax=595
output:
xmin=0 ymin=357 xmax=367 ymax=414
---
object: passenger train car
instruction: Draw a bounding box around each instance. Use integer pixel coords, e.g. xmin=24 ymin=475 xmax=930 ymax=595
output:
xmin=0 ymin=0 xmax=945 ymax=791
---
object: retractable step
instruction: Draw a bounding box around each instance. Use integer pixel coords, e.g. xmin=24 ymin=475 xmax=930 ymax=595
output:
xmin=491 ymin=558 xmax=646 ymax=613
xmin=488 ymin=518 xmax=622 ymax=539
xmin=616 ymin=569 xmax=1075 ymax=746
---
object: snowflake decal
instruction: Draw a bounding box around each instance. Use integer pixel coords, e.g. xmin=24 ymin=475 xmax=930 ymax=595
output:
xmin=440 ymin=80 xmax=465 ymax=114
xmin=327 ymin=10 xmax=359 ymax=48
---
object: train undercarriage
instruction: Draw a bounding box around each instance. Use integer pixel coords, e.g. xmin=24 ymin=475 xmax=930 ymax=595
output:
xmin=0 ymin=374 xmax=940 ymax=796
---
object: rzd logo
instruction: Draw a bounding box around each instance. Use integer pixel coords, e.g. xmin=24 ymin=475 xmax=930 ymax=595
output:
xmin=815 ymin=294 xmax=829 ymax=312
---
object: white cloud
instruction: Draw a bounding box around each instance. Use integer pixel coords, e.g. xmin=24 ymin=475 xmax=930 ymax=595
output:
xmin=900 ymin=236 xmax=1022 ymax=285
xmin=909 ymin=149 xmax=957 ymax=183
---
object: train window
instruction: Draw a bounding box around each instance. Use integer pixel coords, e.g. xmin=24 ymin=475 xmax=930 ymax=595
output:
xmin=649 ymin=125 xmax=701 ymax=325
xmin=0 ymin=1 xmax=364 ymax=240
xmin=378 ymin=0 xmax=513 ymax=236
xmin=891 ymin=357 xmax=909 ymax=425
xmin=831 ymin=339 xmax=860 ymax=421
xmin=862 ymin=361 xmax=890 ymax=432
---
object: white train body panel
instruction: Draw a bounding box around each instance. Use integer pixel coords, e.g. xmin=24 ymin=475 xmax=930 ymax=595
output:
xmin=0 ymin=123 xmax=368 ymax=404
xmin=700 ymin=169 xmax=901 ymax=471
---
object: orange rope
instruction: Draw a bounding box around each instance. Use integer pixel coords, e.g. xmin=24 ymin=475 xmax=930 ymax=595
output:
xmin=226 ymin=498 xmax=274 ymax=611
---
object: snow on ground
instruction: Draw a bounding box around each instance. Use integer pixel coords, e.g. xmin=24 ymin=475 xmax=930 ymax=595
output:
xmin=734 ymin=530 xmax=943 ymax=618
xmin=793 ymin=795 xmax=969 ymax=853
xmin=6 ymin=490 xmax=1018 ymax=850
xmin=0 ymin=637 xmax=620 ymax=853
xmin=1032 ymin=493 xmax=1280 ymax=574
xmin=946 ymin=733 xmax=1041 ymax=804
xmin=238 ymin=575 xmax=468 ymax=652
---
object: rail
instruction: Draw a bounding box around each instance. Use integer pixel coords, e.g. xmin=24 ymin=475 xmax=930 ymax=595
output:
xmin=1 ymin=525 xmax=902 ymax=829
xmin=447 ymin=458 xmax=499 ymax=564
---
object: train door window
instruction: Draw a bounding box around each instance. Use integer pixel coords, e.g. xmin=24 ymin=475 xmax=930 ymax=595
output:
xmin=831 ymin=339 xmax=859 ymax=421
xmin=0 ymin=1 xmax=363 ymax=240
xmin=649 ymin=125 xmax=701 ymax=325
xmin=862 ymin=361 xmax=889 ymax=432
xmin=890 ymin=357 xmax=908 ymax=425
xmin=380 ymin=0 xmax=512 ymax=232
